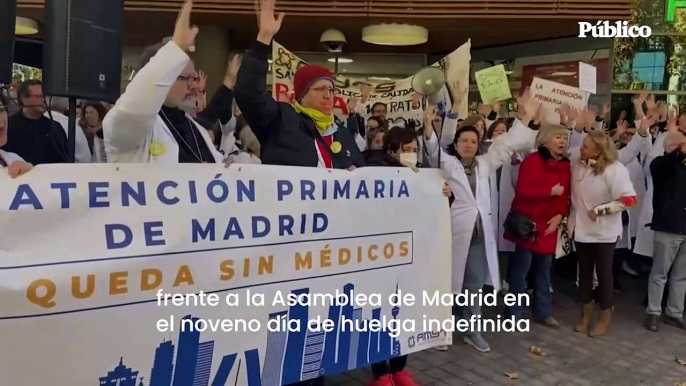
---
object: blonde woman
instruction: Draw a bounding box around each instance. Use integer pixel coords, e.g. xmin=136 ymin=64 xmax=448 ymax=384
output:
xmin=571 ymin=130 xmax=639 ymax=337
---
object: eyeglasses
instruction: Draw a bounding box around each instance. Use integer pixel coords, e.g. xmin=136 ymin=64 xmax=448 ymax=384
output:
xmin=177 ymin=75 xmax=200 ymax=85
xmin=311 ymin=86 xmax=337 ymax=96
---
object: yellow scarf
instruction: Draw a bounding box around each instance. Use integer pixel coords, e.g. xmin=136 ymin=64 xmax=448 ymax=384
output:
xmin=293 ymin=102 xmax=334 ymax=133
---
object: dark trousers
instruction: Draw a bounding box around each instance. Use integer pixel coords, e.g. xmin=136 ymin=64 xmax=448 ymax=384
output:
xmin=289 ymin=377 xmax=324 ymax=386
xmin=371 ymin=355 xmax=408 ymax=379
xmin=505 ymin=246 xmax=553 ymax=319
xmin=576 ymin=241 xmax=617 ymax=310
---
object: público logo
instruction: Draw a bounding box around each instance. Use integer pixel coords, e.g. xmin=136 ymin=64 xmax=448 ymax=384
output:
xmin=578 ymin=21 xmax=651 ymax=38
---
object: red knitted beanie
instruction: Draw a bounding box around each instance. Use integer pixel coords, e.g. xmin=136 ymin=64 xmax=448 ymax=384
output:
xmin=293 ymin=64 xmax=334 ymax=101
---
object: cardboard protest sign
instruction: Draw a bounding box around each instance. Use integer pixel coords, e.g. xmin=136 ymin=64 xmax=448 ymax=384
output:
xmin=530 ymin=77 xmax=589 ymax=124
xmin=474 ymin=64 xmax=511 ymax=103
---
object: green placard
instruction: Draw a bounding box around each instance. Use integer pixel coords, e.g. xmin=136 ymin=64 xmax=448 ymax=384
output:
xmin=665 ymin=0 xmax=686 ymax=22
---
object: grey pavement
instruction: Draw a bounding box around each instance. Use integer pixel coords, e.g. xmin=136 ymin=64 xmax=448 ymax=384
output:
xmin=325 ymin=274 xmax=686 ymax=386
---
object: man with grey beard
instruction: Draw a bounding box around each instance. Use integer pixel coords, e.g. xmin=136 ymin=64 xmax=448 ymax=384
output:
xmin=103 ymin=2 xmax=230 ymax=164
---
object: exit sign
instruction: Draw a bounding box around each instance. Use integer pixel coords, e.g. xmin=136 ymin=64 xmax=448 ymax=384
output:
xmin=666 ymin=0 xmax=686 ymax=22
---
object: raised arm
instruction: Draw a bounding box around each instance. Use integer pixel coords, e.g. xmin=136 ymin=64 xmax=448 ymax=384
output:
xmin=198 ymin=55 xmax=240 ymax=133
xmin=423 ymin=107 xmax=459 ymax=173
xmin=483 ymin=117 xmax=537 ymax=171
xmin=233 ymin=0 xmax=284 ymax=146
xmin=103 ymin=2 xmax=196 ymax=154
xmin=618 ymin=117 xmax=651 ymax=165
xmin=482 ymin=91 xmax=538 ymax=171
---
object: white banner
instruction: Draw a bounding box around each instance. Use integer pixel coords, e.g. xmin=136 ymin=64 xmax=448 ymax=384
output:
xmin=271 ymin=41 xmax=471 ymax=129
xmin=531 ymin=77 xmax=589 ymax=124
xmin=0 ymin=164 xmax=452 ymax=385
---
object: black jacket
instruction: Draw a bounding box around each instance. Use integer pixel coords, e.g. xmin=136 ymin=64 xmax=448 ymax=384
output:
xmin=363 ymin=149 xmax=454 ymax=205
xmin=234 ymin=42 xmax=365 ymax=169
xmin=2 ymin=112 xmax=68 ymax=165
xmin=650 ymin=149 xmax=686 ymax=235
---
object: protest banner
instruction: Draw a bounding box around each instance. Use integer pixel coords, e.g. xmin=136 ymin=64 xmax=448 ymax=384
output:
xmin=474 ymin=64 xmax=511 ymax=103
xmin=530 ymin=77 xmax=589 ymax=124
xmin=271 ymin=41 xmax=471 ymax=129
xmin=0 ymin=164 xmax=452 ymax=385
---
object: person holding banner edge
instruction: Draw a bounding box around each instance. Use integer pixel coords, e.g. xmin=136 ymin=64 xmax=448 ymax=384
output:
xmin=0 ymin=93 xmax=33 ymax=178
xmin=234 ymin=0 xmax=363 ymax=170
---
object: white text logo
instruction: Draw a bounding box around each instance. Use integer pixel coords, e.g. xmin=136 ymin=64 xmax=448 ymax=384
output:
xmin=578 ymin=21 xmax=651 ymax=38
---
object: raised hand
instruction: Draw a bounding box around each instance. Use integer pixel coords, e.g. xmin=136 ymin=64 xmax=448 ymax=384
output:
xmin=448 ymin=80 xmax=467 ymax=112
xmin=172 ymin=0 xmax=199 ymax=52
xmin=616 ymin=119 xmax=627 ymax=135
xmin=558 ymin=104 xmax=569 ymax=125
xmin=360 ymin=84 xmax=372 ymax=103
xmin=224 ymin=54 xmax=242 ymax=88
xmin=602 ymin=102 xmax=610 ymax=117
xmin=347 ymin=97 xmax=358 ymax=112
xmin=667 ymin=105 xmax=679 ymax=133
xmin=197 ymin=70 xmax=207 ymax=91
xmin=646 ymin=93 xmax=657 ymax=113
xmin=583 ymin=107 xmax=596 ymax=130
xmin=256 ymin=0 xmax=285 ymax=44
xmin=423 ymin=105 xmax=436 ymax=139
xmin=567 ymin=105 xmax=578 ymax=122
xmin=411 ymin=92 xmax=422 ymax=110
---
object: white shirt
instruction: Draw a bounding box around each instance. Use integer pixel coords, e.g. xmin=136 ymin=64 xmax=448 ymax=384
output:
xmin=570 ymin=157 xmax=636 ymax=243
xmin=0 ymin=149 xmax=24 ymax=166
xmin=45 ymin=111 xmax=92 ymax=163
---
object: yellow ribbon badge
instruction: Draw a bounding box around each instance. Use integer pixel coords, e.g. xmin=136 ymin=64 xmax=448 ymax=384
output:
xmin=149 ymin=141 xmax=166 ymax=156
xmin=330 ymin=141 xmax=342 ymax=154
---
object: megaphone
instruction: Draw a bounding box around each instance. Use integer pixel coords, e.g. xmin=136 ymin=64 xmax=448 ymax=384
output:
xmin=411 ymin=66 xmax=446 ymax=96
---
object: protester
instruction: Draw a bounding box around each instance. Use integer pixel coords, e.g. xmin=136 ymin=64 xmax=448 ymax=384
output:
xmin=363 ymin=126 xmax=386 ymax=155
xmin=1 ymin=80 xmax=68 ymax=165
xmin=235 ymin=0 xmax=363 ymax=169
xmin=364 ymin=126 xmax=451 ymax=386
xmin=571 ymin=130 xmax=639 ymax=338
xmin=81 ymin=102 xmax=109 ymax=163
xmin=644 ymin=129 xmax=686 ymax=332
xmin=0 ymin=93 xmax=33 ymax=177
xmin=423 ymin=90 xmax=539 ymax=352
xmin=103 ymin=1 xmax=226 ymax=164
xmin=504 ymin=124 xmax=571 ymax=327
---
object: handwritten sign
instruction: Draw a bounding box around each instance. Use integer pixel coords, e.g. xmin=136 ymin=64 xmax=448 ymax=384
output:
xmin=474 ymin=64 xmax=511 ymax=103
xmin=531 ymin=77 xmax=589 ymax=124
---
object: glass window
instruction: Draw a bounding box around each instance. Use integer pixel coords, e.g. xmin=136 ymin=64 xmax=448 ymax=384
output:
xmin=613 ymin=34 xmax=686 ymax=91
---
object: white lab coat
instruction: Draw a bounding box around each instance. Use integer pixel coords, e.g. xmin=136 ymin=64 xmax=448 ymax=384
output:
xmin=425 ymin=119 xmax=537 ymax=294
xmin=46 ymin=110 xmax=91 ymax=163
xmin=103 ymin=41 xmax=222 ymax=164
xmin=633 ymin=132 xmax=668 ymax=257
xmin=615 ymin=154 xmax=647 ymax=249
xmin=421 ymin=115 xmax=459 ymax=168
xmin=0 ymin=149 xmax=24 ymax=165
xmin=492 ymin=152 xmax=525 ymax=253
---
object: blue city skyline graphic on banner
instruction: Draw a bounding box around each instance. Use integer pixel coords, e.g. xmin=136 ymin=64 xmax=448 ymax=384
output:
xmin=99 ymin=283 xmax=402 ymax=386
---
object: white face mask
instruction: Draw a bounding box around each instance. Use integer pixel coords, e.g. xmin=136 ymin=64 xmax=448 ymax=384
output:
xmin=399 ymin=152 xmax=418 ymax=167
